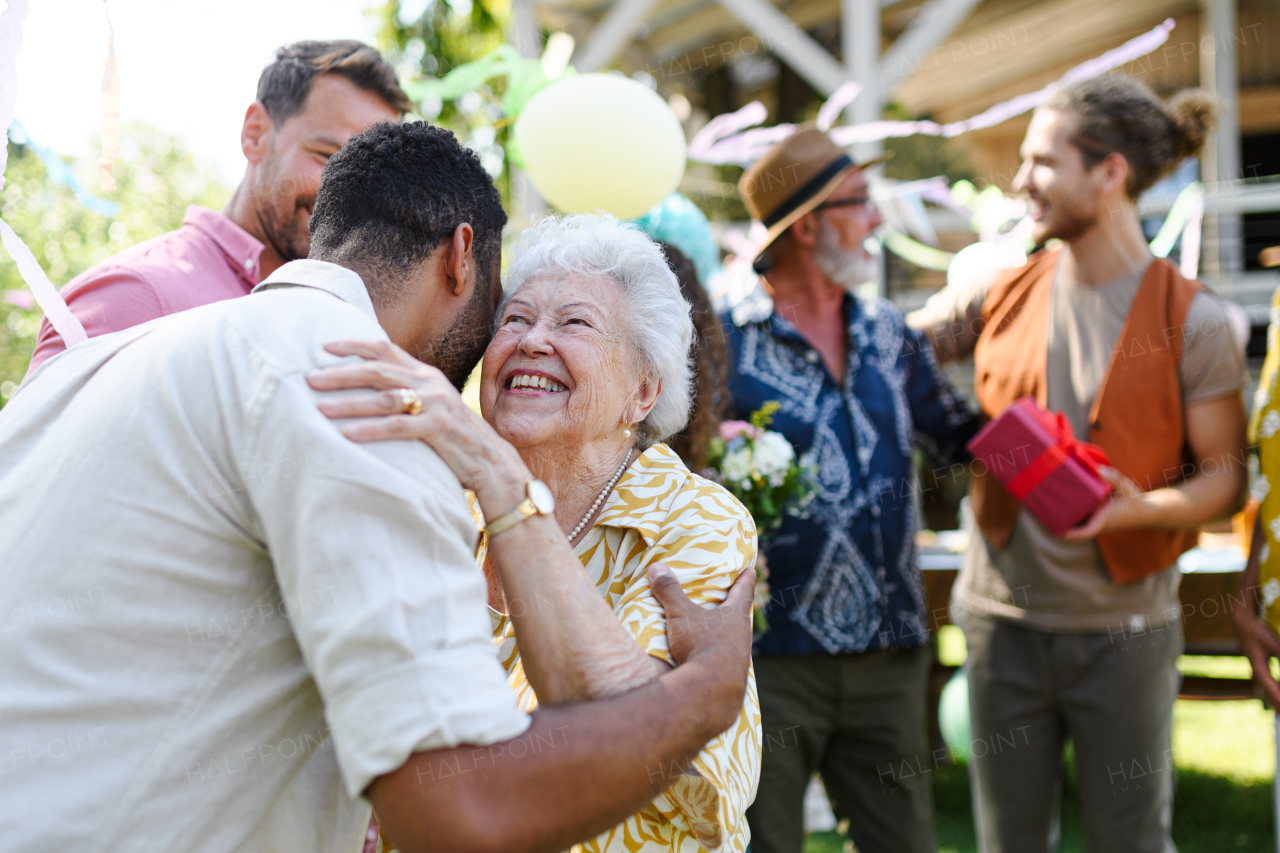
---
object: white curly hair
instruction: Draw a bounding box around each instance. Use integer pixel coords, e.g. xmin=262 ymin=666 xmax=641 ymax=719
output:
xmin=501 ymin=214 xmax=694 ymax=448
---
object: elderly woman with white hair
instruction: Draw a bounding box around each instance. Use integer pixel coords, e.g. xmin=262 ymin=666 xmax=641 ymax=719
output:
xmin=312 ymin=214 xmax=761 ymax=853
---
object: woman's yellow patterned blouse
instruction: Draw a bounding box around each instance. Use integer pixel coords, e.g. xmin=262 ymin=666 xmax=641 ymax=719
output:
xmin=486 ymin=443 xmax=762 ymax=853
xmin=1250 ymin=284 xmax=1280 ymax=629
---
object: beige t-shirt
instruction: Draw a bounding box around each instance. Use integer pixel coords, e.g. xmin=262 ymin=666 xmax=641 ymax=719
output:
xmin=916 ymin=256 xmax=1245 ymax=632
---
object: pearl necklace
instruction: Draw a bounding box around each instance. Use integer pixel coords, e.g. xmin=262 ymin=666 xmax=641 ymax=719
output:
xmin=568 ymin=449 xmax=634 ymax=543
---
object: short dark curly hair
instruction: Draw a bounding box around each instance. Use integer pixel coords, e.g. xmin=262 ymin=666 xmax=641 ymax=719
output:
xmin=257 ymin=40 xmax=412 ymax=124
xmin=309 ymin=121 xmax=507 ymax=307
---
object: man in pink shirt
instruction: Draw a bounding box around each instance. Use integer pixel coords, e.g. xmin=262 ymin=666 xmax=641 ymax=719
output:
xmin=27 ymin=40 xmax=411 ymax=374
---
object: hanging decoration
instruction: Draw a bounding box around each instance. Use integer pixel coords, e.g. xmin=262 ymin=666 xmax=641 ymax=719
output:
xmin=688 ymin=18 xmax=1177 ymax=167
xmin=404 ymin=42 xmax=573 ymax=124
xmin=99 ymin=1 xmax=121 ymax=191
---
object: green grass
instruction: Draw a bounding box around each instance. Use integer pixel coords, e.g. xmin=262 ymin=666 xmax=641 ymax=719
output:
xmin=801 ymin=660 xmax=1276 ymax=853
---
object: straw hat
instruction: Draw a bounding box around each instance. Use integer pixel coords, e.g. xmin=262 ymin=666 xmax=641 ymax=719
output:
xmin=739 ymin=125 xmax=887 ymax=257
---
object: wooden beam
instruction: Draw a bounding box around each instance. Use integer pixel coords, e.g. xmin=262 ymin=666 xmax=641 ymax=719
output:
xmin=572 ymin=0 xmax=665 ymax=71
xmin=845 ymin=0 xmax=883 ymax=158
xmin=715 ymin=0 xmax=852 ymax=94
xmin=880 ymin=0 xmax=984 ymax=93
xmin=643 ymin=0 xmax=841 ymax=65
xmin=893 ymin=0 xmax=1192 ymax=116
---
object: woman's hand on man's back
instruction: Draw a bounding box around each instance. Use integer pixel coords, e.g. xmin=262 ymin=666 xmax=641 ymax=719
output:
xmin=306 ymin=338 xmax=532 ymax=515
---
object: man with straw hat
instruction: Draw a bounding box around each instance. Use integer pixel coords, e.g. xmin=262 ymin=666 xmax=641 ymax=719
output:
xmin=721 ymin=126 xmax=978 ymax=853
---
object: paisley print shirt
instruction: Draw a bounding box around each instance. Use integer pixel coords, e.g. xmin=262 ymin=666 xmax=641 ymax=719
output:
xmin=485 ymin=444 xmax=762 ymax=853
xmin=723 ymin=289 xmax=978 ymax=656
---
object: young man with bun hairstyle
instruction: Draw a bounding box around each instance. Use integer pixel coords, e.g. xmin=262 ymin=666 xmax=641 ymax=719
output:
xmin=909 ymin=77 xmax=1247 ymax=852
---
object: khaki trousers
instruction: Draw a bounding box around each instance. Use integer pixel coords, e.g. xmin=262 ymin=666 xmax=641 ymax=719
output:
xmin=745 ymin=648 xmax=937 ymax=853
xmin=959 ymin=613 xmax=1181 ymax=853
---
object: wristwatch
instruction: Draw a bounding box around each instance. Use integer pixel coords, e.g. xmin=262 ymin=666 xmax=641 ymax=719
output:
xmin=484 ymin=480 xmax=556 ymax=538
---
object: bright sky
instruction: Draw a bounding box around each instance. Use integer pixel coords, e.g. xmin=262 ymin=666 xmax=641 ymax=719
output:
xmin=14 ymin=0 xmax=383 ymax=185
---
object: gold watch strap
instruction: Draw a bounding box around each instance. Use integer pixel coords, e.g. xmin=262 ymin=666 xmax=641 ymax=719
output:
xmin=484 ymin=497 xmax=537 ymax=538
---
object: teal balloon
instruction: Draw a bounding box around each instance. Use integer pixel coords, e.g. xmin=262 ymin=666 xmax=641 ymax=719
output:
xmin=631 ymin=193 xmax=721 ymax=288
xmin=938 ymin=670 xmax=972 ymax=761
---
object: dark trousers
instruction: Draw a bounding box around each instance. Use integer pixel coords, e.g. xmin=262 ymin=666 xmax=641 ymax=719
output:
xmin=960 ymin=613 xmax=1181 ymax=853
xmin=746 ymin=647 xmax=937 ymax=853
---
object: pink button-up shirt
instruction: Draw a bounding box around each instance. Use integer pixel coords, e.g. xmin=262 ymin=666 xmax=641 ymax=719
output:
xmin=27 ymin=206 xmax=264 ymax=374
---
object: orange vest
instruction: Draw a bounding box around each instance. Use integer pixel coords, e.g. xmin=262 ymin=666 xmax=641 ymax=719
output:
xmin=970 ymin=248 xmax=1201 ymax=584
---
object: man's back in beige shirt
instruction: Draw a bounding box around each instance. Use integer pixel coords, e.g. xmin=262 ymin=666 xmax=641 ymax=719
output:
xmin=0 ymin=260 xmax=528 ymax=853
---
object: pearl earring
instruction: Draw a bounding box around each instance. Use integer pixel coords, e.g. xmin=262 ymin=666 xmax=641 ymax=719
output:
xmin=624 ymin=428 xmax=632 ymax=438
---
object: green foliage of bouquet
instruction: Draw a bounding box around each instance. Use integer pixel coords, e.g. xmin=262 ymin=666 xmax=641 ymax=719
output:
xmin=706 ymin=402 xmax=815 ymax=633
xmin=707 ymin=401 xmax=814 ymax=536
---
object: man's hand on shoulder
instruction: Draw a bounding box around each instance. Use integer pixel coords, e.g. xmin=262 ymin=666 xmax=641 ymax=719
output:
xmin=648 ymin=562 xmax=755 ymax=736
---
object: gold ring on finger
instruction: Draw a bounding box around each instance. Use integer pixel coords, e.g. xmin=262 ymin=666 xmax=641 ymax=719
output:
xmin=393 ymin=387 xmax=423 ymax=415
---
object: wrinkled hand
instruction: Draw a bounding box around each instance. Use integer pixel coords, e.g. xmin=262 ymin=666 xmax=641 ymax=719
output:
xmin=306 ymin=340 xmax=528 ymax=500
xmin=1233 ymin=604 xmax=1280 ymax=709
xmin=647 ymin=563 xmax=755 ymax=734
xmin=1063 ymin=466 xmax=1146 ymax=542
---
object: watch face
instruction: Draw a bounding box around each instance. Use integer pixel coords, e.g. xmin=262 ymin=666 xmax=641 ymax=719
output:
xmin=528 ymin=480 xmax=556 ymax=515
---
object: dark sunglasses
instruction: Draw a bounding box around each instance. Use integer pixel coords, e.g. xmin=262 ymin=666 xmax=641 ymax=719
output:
xmin=814 ymin=195 xmax=872 ymax=211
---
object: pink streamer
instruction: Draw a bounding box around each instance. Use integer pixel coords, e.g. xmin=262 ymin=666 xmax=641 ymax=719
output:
xmin=0 ymin=221 xmax=87 ymax=346
xmin=687 ymin=101 xmax=769 ymax=161
xmin=690 ymin=18 xmax=1176 ymax=166
xmin=816 ymin=82 xmax=861 ymax=131
xmin=918 ymin=183 xmax=973 ymax=219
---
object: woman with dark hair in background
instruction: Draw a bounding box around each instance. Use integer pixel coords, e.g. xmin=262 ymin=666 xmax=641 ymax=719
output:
xmin=659 ymin=242 xmax=730 ymax=473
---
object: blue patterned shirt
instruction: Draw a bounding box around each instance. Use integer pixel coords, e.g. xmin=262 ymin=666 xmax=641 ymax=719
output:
xmin=722 ymin=289 xmax=978 ymax=656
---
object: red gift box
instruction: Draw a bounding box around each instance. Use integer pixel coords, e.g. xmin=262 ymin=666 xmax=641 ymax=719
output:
xmin=966 ymin=397 xmax=1113 ymax=537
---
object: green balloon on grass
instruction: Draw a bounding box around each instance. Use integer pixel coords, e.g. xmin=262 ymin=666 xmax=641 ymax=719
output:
xmin=938 ymin=670 xmax=972 ymax=761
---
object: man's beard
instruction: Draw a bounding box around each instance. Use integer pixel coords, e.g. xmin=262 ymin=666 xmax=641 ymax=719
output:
xmin=416 ymin=269 xmax=496 ymax=390
xmin=254 ymin=157 xmax=315 ymax=263
xmin=259 ymin=193 xmax=315 ymax=264
xmin=1030 ymin=191 xmax=1098 ymax=243
xmin=814 ymin=220 xmax=880 ymax=294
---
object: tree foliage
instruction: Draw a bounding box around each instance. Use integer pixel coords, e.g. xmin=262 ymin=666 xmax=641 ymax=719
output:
xmin=0 ymin=124 xmax=229 ymax=405
xmin=371 ymin=0 xmax=518 ymax=201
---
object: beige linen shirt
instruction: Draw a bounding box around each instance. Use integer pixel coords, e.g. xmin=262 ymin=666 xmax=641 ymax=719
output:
xmin=0 ymin=260 xmax=529 ymax=853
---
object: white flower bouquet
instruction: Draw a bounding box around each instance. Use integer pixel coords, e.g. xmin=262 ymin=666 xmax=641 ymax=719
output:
xmin=706 ymin=402 xmax=814 ymax=632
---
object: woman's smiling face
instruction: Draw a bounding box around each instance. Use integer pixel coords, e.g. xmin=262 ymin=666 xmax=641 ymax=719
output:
xmin=480 ymin=268 xmax=647 ymax=451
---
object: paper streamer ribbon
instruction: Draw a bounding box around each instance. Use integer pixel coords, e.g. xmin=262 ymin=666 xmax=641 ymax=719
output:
xmin=0 ymin=220 xmax=87 ymax=346
xmin=0 ymin=0 xmax=89 ymax=347
xmin=1005 ymin=406 xmax=1109 ymax=501
xmin=689 ymin=18 xmax=1177 ymax=166
xmin=99 ymin=2 xmax=121 ymax=191
xmin=815 ymin=82 xmax=861 ymax=132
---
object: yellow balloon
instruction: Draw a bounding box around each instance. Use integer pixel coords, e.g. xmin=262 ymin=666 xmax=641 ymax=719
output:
xmin=515 ymin=73 xmax=687 ymax=219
